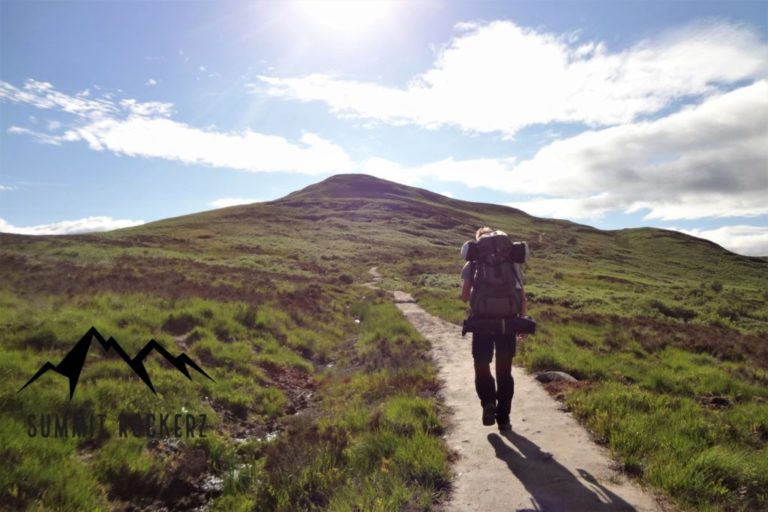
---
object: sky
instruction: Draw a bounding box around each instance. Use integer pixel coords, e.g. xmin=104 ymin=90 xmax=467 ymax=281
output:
xmin=1 ymin=0 xmax=767 ymax=256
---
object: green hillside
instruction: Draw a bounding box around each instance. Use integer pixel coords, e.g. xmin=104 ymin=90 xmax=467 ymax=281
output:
xmin=1 ymin=174 xmax=766 ymax=511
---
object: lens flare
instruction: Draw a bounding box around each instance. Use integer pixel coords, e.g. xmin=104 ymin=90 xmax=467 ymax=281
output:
xmin=290 ymin=0 xmax=395 ymax=37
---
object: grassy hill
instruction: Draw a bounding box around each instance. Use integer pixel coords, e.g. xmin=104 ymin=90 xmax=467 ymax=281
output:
xmin=1 ymin=173 xmax=766 ymax=511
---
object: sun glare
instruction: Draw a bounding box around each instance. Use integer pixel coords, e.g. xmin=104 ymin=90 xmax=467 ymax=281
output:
xmin=291 ymin=0 xmax=395 ymax=36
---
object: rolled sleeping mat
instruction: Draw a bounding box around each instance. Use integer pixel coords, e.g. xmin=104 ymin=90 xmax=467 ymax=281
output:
xmin=461 ymin=240 xmax=529 ymax=263
xmin=510 ymin=315 xmax=536 ymax=333
xmin=461 ymin=315 xmax=536 ymax=336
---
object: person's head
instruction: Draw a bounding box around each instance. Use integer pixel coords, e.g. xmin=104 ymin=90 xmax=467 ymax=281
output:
xmin=476 ymin=226 xmax=493 ymax=240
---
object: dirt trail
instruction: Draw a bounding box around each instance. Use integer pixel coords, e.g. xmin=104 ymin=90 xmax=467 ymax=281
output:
xmin=368 ymin=268 xmax=666 ymax=512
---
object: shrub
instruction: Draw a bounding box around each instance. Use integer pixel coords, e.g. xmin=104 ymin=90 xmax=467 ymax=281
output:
xmin=717 ymin=306 xmax=740 ymax=322
xmin=161 ymin=313 xmax=200 ymax=335
xmin=649 ymin=299 xmax=697 ymax=322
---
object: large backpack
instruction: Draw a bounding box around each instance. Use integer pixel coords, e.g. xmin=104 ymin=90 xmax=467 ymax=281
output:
xmin=463 ymin=231 xmax=527 ymax=319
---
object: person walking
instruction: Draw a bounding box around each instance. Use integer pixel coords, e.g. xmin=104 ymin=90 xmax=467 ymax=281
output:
xmin=460 ymin=226 xmax=527 ymax=432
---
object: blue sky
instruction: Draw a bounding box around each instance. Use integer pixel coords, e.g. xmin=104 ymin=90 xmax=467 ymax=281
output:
xmin=1 ymin=0 xmax=766 ymax=255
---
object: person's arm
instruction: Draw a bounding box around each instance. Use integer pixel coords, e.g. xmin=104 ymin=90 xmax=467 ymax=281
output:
xmin=460 ymin=260 xmax=473 ymax=302
xmin=461 ymin=279 xmax=472 ymax=302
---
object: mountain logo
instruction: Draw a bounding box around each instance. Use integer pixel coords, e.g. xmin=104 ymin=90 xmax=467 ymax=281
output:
xmin=18 ymin=326 xmax=214 ymax=399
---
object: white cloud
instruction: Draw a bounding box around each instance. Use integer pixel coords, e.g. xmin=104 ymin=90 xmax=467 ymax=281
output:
xmin=145 ymin=78 xmax=158 ymax=86
xmin=670 ymin=225 xmax=768 ymax=257
xmin=509 ymin=80 xmax=768 ymax=220
xmin=256 ymin=19 xmax=767 ymax=137
xmin=0 ymin=184 xmax=15 ymax=191
xmin=8 ymin=125 xmax=80 ymax=145
xmin=0 ymin=79 xmax=118 ymax=117
xmin=365 ymin=81 xmax=767 ymax=222
xmin=84 ymin=120 xmax=355 ymax=173
xmin=118 ymin=98 xmax=174 ymax=117
xmin=1 ymin=79 xmax=356 ymax=174
xmin=0 ymin=216 xmax=144 ymax=235
xmin=505 ymin=193 xmax=616 ymax=220
xmin=210 ymin=197 xmax=262 ymax=208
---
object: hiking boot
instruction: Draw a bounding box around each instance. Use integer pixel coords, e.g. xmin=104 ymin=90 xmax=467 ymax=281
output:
xmin=482 ymin=403 xmax=497 ymax=426
xmin=497 ymin=415 xmax=511 ymax=432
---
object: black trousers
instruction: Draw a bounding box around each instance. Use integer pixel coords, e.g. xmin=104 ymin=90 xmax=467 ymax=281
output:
xmin=472 ymin=333 xmax=516 ymax=421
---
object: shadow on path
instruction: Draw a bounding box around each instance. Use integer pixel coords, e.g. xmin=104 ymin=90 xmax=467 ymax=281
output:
xmin=488 ymin=431 xmax=637 ymax=512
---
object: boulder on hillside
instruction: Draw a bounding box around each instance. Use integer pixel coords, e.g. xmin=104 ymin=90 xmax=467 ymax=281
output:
xmin=535 ymin=371 xmax=579 ymax=383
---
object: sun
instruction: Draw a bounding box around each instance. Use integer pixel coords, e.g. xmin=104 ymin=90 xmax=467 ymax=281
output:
xmin=290 ymin=0 xmax=396 ymax=37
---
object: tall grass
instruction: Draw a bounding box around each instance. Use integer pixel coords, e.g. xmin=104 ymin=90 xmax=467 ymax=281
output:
xmin=206 ymin=296 xmax=450 ymax=510
xmin=0 ymin=291 xmax=347 ymax=510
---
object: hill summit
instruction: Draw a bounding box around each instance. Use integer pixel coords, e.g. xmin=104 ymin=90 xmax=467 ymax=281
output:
xmin=285 ymin=173 xmax=432 ymax=200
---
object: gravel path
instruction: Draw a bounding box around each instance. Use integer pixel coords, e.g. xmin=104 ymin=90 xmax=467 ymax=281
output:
xmin=370 ymin=268 xmax=668 ymax=512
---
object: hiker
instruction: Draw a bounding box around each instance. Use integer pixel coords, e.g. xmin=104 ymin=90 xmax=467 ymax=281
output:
xmin=460 ymin=226 xmax=527 ymax=432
